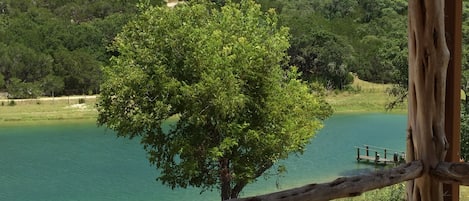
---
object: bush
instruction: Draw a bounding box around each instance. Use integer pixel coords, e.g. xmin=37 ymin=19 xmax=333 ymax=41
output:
xmin=78 ymin=98 xmax=86 ymax=104
xmin=344 ymin=85 xmax=362 ymax=93
xmin=8 ymin=100 xmax=16 ymax=106
xmin=6 ymin=78 xmax=42 ymax=99
xmin=339 ymin=183 xmax=405 ymax=201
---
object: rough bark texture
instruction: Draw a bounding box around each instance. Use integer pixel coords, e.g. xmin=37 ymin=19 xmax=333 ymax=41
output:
xmin=407 ymin=0 xmax=450 ymax=200
xmin=227 ymin=161 xmax=423 ymax=201
xmin=433 ymin=162 xmax=469 ymax=186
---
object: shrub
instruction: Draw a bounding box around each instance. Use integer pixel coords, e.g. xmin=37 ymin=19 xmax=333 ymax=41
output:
xmin=339 ymin=183 xmax=405 ymax=201
xmin=8 ymin=100 xmax=16 ymax=106
xmin=6 ymin=78 xmax=42 ymax=99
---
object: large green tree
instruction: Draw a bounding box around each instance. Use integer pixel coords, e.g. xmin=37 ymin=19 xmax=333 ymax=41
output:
xmin=287 ymin=30 xmax=354 ymax=90
xmin=97 ymin=1 xmax=332 ymax=200
xmin=274 ymin=1 xmax=355 ymax=90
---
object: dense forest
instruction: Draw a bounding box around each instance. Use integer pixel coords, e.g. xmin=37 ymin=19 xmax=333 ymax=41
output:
xmin=0 ymin=0 xmax=164 ymax=98
xmin=1 ymin=0 xmax=469 ymax=98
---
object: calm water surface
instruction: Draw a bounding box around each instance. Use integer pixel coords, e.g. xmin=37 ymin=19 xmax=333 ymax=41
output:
xmin=0 ymin=114 xmax=406 ymax=201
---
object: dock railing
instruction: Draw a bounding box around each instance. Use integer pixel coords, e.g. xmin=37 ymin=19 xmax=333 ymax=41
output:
xmin=355 ymin=145 xmax=405 ymax=165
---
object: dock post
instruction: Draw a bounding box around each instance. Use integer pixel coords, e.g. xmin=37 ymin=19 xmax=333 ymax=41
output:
xmin=375 ymin=152 xmax=379 ymax=164
xmin=356 ymin=147 xmax=360 ymax=161
xmin=384 ymin=149 xmax=387 ymax=165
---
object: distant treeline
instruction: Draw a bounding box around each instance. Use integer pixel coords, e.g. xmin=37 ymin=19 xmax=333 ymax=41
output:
xmin=0 ymin=0 xmax=163 ymax=98
xmin=3 ymin=0 xmax=468 ymax=98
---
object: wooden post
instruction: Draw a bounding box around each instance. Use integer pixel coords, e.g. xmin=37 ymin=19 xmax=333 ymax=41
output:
xmin=444 ymin=0 xmax=462 ymax=200
xmin=407 ymin=0 xmax=450 ymax=200
xmin=375 ymin=152 xmax=379 ymax=164
xmin=384 ymin=149 xmax=387 ymax=165
xmin=357 ymin=148 xmax=360 ymax=161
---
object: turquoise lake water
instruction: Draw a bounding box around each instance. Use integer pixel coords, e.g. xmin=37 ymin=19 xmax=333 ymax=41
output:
xmin=0 ymin=114 xmax=406 ymax=201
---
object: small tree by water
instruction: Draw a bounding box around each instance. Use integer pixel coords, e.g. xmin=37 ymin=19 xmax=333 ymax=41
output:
xmin=97 ymin=1 xmax=332 ymax=200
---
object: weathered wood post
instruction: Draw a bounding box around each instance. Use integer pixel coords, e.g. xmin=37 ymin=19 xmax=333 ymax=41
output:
xmin=407 ymin=0 xmax=462 ymax=200
xmin=407 ymin=0 xmax=450 ymax=200
xmin=443 ymin=0 xmax=462 ymax=200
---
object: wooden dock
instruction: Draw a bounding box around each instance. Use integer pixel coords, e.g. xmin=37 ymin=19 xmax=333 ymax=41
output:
xmin=355 ymin=145 xmax=405 ymax=166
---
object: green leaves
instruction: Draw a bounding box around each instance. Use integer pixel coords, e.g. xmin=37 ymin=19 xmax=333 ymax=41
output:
xmin=98 ymin=0 xmax=331 ymax=199
xmin=0 ymin=0 xmax=165 ymax=97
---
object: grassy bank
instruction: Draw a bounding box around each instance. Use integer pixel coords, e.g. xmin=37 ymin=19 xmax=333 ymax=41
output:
xmin=0 ymin=77 xmax=405 ymax=126
xmin=0 ymin=96 xmax=97 ymax=125
xmin=326 ymin=77 xmax=407 ymax=114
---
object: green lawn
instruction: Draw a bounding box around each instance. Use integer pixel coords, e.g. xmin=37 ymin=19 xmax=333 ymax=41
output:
xmin=326 ymin=77 xmax=407 ymax=114
xmin=0 ymin=78 xmax=406 ymax=126
xmin=0 ymin=96 xmax=97 ymax=126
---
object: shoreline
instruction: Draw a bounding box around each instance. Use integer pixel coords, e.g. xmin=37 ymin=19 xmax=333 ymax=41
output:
xmin=0 ymin=118 xmax=97 ymax=127
xmin=0 ymin=106 xmax=406 ymax=127
xmin=0 ymin=79 xmax=407 ymax=126
xmin=0 ymin=95 xmax=98 ymax=126
xmin=332 ymin=109 xmax=407 ymax=115
xmin=0 ymin=102 xmax=407 ymax=127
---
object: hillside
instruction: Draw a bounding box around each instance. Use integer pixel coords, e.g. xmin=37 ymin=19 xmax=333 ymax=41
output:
xmin=326 ymin=77 xmax=407 ymax=113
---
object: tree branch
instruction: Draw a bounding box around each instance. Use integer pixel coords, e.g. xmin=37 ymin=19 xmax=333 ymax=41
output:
xmin=227 ymin=161 xmax=423 ymax=201
xmin=432 ymin=162 xmax=469 ymax=186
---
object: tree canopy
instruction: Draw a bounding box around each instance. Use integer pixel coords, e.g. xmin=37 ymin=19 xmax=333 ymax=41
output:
xmin=97 ymin=1 xmax=332 ymax=200
xmin=0 ymin=0 xmax=163 ymax=98
xmin=0 ymin=0 xmax=413 ymax=96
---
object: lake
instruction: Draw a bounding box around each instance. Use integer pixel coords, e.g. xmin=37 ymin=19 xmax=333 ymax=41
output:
xmin=0 ymin=113 xmax=406 ymax=201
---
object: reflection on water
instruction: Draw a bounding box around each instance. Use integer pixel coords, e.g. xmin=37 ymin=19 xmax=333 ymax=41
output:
xmin=339 ymin=167 xmax=375 ymax=177
xmin=0 ymin=114 xmax=406 ymax=201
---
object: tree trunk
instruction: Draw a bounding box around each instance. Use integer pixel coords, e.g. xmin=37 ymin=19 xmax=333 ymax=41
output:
xmin=231 ymin=181 xmax=247 ymax=199
xmin=220 ymin=158 xmax=231 ymax=201
xmin=407 ymin=0 xmax=450 ymax=200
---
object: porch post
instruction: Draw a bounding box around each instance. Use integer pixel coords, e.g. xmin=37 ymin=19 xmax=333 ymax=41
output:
xmin=444 ymin=0 xmax=462 ymax=201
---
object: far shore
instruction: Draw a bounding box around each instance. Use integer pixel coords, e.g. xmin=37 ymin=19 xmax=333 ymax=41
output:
xmin=0 ymin=95 xmax=98 ymax=126
xmin=0 ymin=78 xmax=408 ymax=126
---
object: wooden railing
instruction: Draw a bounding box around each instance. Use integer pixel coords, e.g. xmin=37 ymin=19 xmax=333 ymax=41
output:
xmin=355 ymin=145 xmax=405 ymax=165
xmin=228 ymin=161 xmax=469 ymax=201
